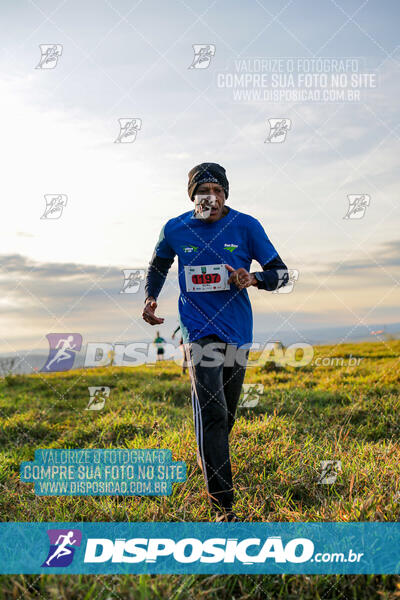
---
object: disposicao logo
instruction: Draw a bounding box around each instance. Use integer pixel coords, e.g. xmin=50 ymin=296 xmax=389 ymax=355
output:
xmin=42 ymin=529 xmax=82 ymax=567
xmin=83 ymin=536 xmax=314 ymax=564
xmin=41 ymin=333 xmax=82 ymax=372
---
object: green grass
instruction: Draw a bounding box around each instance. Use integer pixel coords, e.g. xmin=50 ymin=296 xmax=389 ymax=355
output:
xmin=0 ymin=340 xmax=399 ymax=598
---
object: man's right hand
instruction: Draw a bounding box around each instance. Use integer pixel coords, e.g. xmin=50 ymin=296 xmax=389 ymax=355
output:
xmin=142 ymin=297 xmax=164 ymax=325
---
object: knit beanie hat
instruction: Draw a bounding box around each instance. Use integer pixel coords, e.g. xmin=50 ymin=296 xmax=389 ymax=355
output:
xmin=187 ymin=162 xmax=229 ymax=200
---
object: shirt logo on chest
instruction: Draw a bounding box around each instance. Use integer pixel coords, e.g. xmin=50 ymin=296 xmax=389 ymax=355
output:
xmin=181 ymin=244 xmax=199 ymax=253
xmin=224 ymin=243 xmax=238 ymax=253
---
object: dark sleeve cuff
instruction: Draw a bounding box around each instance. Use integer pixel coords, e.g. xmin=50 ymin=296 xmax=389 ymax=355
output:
xmin=253 ymin=254 xmax=289 ymax=291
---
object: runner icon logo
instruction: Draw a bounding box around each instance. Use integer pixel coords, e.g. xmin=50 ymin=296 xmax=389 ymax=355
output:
xmin=35 ymin=44 xmax=63 ymax=69
xmin=41 ymin=194 xmax=67 ymax=220
xmin=42 ymin=529 xmax=82 ymax=567
xmin=114 ymin=118 xmax=142 ymax=143
xmin=86 ymin=386 xmax=110 ymax=411
xmin=265 ymin=119 xmax=291 ymax=143
xmin=239 ymin=383 xmax=264 ymax=408
xmin=188 ymin=44 xmax=216 ymax=69
xmin=344 ymin=195 xmax=370 ymax=219
xmin=120 ymin=269 xmax=145 ymax=294
xmin=41 ymin=333 xmax=82 ymax=372
xmin=272 ymin=269 xmax=299 ymax=294
xmin=317 ymin=460 xmax=342 ymax=485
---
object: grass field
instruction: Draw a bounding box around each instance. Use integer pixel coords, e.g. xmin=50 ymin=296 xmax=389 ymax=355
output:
xmin=0 ymin=340 xmax=399 ymax=598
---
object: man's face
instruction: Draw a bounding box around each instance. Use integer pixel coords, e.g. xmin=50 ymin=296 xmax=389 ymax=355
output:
xmin=195 ymin=182 xmax=225 ymax=222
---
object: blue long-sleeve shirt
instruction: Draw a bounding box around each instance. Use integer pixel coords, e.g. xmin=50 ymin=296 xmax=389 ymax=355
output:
xmin=144 ymin=207 xmax=288 ymax=345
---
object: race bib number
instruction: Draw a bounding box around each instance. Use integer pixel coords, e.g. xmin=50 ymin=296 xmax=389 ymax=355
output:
xmin=184 ymin=264 xmax=230 ymax=292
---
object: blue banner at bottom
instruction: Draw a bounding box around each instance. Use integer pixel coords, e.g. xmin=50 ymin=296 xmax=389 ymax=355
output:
xmin=0 ymin=522 xmax=399 ymax=574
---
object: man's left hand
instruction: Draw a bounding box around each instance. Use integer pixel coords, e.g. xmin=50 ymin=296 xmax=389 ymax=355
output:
xmin=226 ymin=264 xmax=257 ymax=290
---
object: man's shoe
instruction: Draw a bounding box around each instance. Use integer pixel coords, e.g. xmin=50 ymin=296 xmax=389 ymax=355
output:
xmin=215 ymin=510 xmax=240 ymax=522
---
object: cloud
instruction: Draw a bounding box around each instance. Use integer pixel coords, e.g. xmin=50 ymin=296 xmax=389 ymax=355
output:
xmin=0 ymin=253 xmax=179 ymax=351
xmin=1 ymin=246 xmax=399 ymax=352
xmin=322 ymin=239 xmax=400 ymax=277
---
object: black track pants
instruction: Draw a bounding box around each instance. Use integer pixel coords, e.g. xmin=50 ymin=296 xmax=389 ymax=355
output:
xmin=185 ymin=335 xmax=248 ymax=511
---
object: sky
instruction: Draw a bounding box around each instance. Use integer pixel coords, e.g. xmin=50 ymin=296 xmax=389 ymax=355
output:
xmin=1 ymin=0 xmax=399 ymax=354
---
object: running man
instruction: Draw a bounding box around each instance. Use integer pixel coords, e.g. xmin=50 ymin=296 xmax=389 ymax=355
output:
xmin=153 ymin=331 xmax=166 ymax=361
xmin=45 ymin=531 xmax=76 ymax=565
xmin=143 ymin=162 xmax=288 ymax=521
xmin=46 ymin=335 xmax=76 ymax=370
